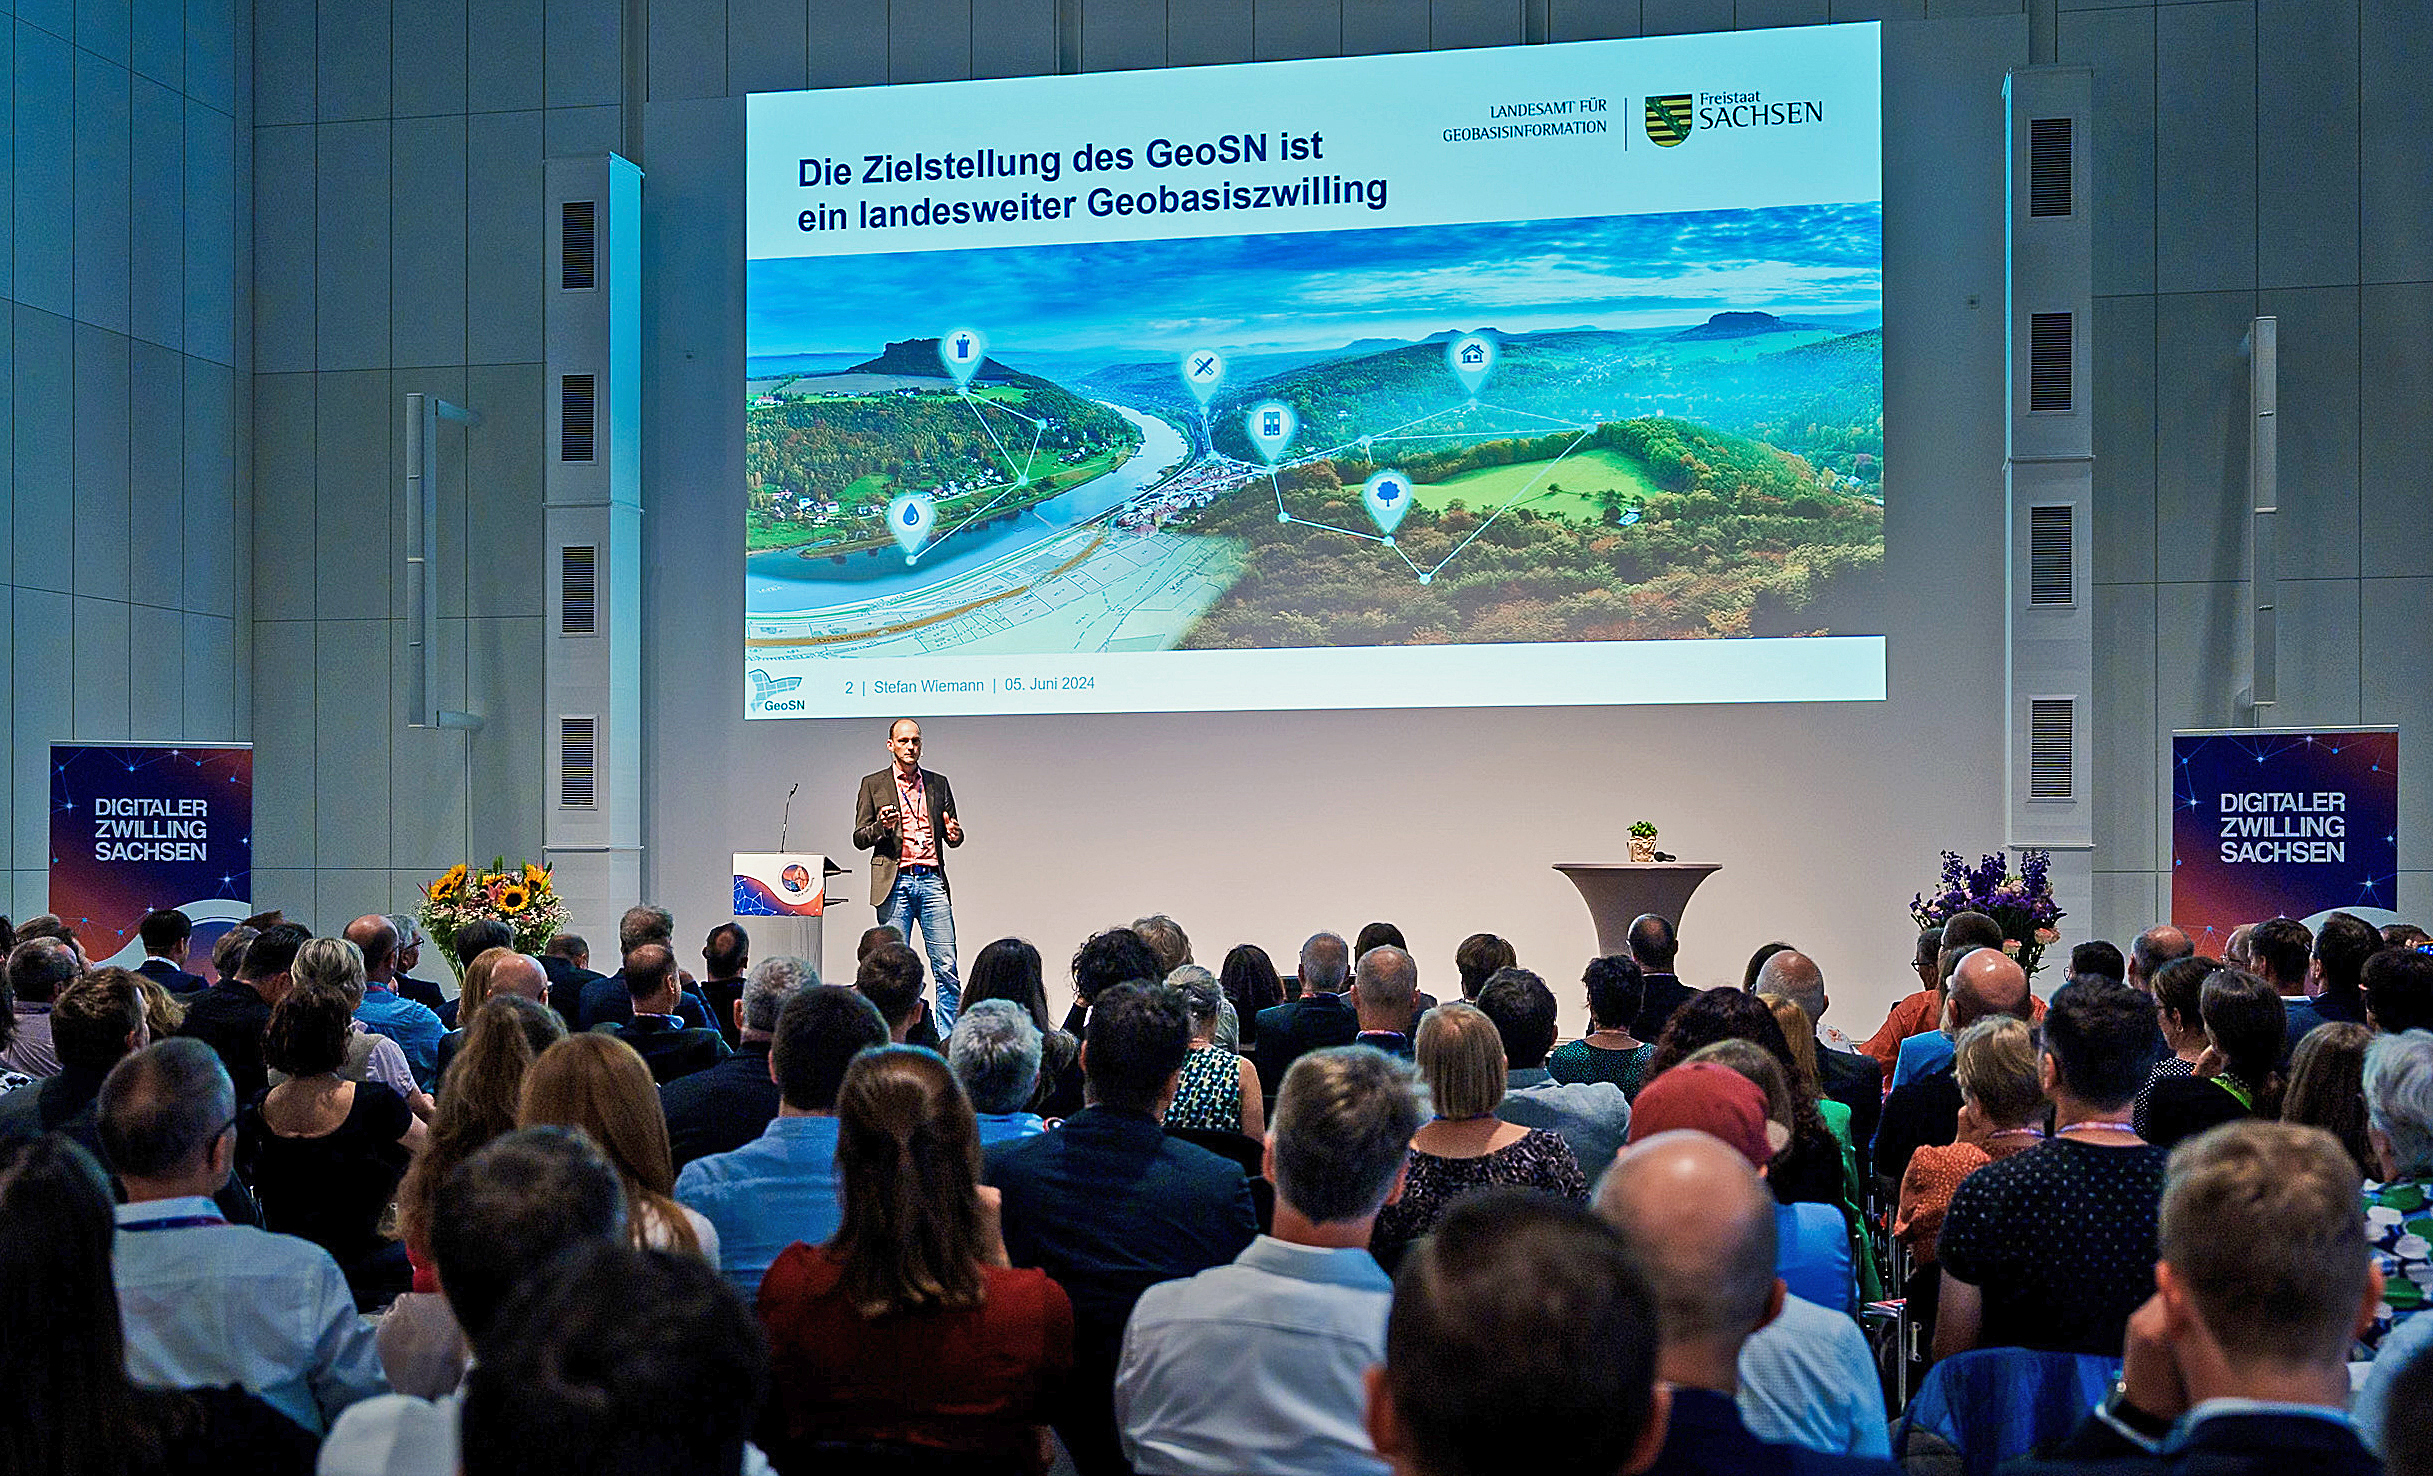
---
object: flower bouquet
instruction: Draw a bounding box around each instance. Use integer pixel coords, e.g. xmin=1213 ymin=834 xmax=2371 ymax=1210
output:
xmin=418 ymin=858 xmax=570 ymax=979
xmin=1909 ymin=849 xmax=2064 ymax=976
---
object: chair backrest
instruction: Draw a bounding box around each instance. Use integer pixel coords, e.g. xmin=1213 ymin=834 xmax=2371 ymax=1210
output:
xmin=1892 ymin=1347 xmax=2118 ymax=1476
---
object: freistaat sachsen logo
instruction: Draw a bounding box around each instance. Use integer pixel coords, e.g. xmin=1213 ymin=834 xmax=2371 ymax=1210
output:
xmin=1645 ymin=94 xmax=1693 ymax=147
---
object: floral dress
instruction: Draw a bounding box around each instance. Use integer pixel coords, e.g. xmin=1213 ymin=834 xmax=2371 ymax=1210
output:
xmin=2363 ymin=1175 xmax=2433 ymax=1355
xmin=1163 ymin=1045 xmax=1245 ymax=1133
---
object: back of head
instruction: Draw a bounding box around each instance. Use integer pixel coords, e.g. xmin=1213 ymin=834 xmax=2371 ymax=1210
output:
xmin=2199 ymin=968 xmax=2287 ymax=1089
xmin=137 ymin=907 xmax=191 ymax=958
xmin=2283 ymin=1021 xmax=2376 ymax=1176
xmin=857 ymin=925 xmax=904 ymax=962
xmin=1626 ymin=1061 xmax=1776 ymax=1169
xmin=99 ymin=1038 xmax=235 ymax=1180
xmin=1416 ymin=1001 xmax=1507 ymax=1119
xmin=1072 ymin=927 xmax=1162 ymax=1004
xmin=2251 ymin=916 xmax=2314 ymax=992
xmin=831 ymin=1047 xmax=987 ymax=1317
xmin=1454 ymin=933 xmax=1516 ymax=999
xmin=1384 ymin=1190 xmax=1661 ymax=1476
xmin=1626 ymin=913 xmax=1677 ymax=971
xmin=964 ymin=937 xmax=1047 ymax=1029
xmin=453 ymin=918 xmax=515 ymax=971
xmin=703 ymin=923 xmax=749 ymax=978
xmin=1940 ymin=910 xmax=2006 ymax=956
xmin=1221 ymin=942 xmax=1284 ymax=1018
xmin=461 ymin=1242 xmax=768 ymax=1476
xmin=1272 ymin=1046 xmax=1422 ymax=1224
xmin=399 ymin=994 xmax=566 ymax=1254
xmin=2041 ymin=977 xmax=2159 ymax=1109
xmin=1354 ymin=945 xmax=1419 ymax=1018
xmin=948 ymin=999 xmax=1044 ymax=1114
xmin=2364 ymin=1030 xmax=2433 ymax=1179
xmin=52 ymin=968 xmax=146 ymax=1073
xmin=264 ymin=980 xmax=355 ymax=1079
xmin=1682 ymin=1040 xmax=1799 ymax=1172
xmin=1474 ymin=967 xmax=1558 ymax=1071
xmin=343 ymin=914 xmax=398 ymax=976
xmin=1753 ymin=950 xmax=1825 ymax=1021
xmin=1914 ymin=926 xmax=1944 ymax=973
xmin=1646 ymin=988 xmax=1793 ymax=1080
xmin=544 ymin=933 xmax=588 ymax=965
xmin=291 ymin=936 xmax=369 ymax=1005
xmin=1758 ymin=995 xmax=1819 ymax=1091
xmin=618 ymin=904 xmax=676 ymax=955
xmin=854 ymin=942 xmax=927 ymax=1031
xmin=6 ymin=936 xmax=82 ymax=1005
xmin=1596 ymin=1128 xmax=1778 ymax=1352
xmin=2131 ymin=925 xmax=2195 ymax=985
xmin=771 ymin=986 xmax=891 ymax=1112
xmin=431 ymin=1126 xmax=626 ymax=1346
xmin=2366 ymin=947 xmax=2433 ymax=1034
xmin=210 ymin=924 xmax=259 ymax=982
xmin=1741 ymin=941 xmax=1792 ymax=993
xmin=2070 ymin=940 xmax=2127 ymax=985
xmin=622 ymin=941 xmax=677 ymax=1002
xmin=0 ymin=1134 xmax=131 ymax=1474
xmin=1952 ymin=1016 xmax=2044 ymax=1128
xmin=2315 ymin=913 xmax=2383 ymax=1005
xmin=1131 ymin=914 xmax=1192 ymax=975
xmin=1083 ymin=981 xmax=1192 ymax=1115
xmin=2159 ymin=1120 xmax=2366 ymax=1369
xmin=740 ymin=955 xmax=813 ymax=1035
xmin=240 ymin=920 xmax=311 ymax=983
xmin=518 ymin=1033 xmax=678 ymax=1198
xmin=1354 ymin=921 xmax=1406 ymax=957
xmin=2152 ymin=954 xmax=2221 ymax=1028
xmin=1582 ymin=955 xmax=1647 ymax=1032
xmin=1949 ymin=948 xmax=2033 ymax=1032
xmin=1171 ymin=968 xmax=1225 ymax=1033
xmin=1299 ymin=932 xmax=1351 ymax=996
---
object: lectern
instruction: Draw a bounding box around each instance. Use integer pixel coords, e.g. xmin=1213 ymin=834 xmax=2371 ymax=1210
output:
xmin=1552 ymin=862 xmax=1722 ymax=959
xmin=733 ymin=852 xmax=847 ymax=980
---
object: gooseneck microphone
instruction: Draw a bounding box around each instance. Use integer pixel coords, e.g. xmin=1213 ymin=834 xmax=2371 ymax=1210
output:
xmin=779 ymin=782 xmax=799 ymax=850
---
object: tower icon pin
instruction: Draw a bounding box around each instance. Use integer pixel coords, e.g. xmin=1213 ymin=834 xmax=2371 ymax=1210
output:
xmin=938 ymin=327 xmax=988 ymax=389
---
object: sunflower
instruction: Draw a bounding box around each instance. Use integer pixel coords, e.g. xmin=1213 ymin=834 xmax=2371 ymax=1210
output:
xmin=428 ymin=863 xmax=468 ymax=901
xmin=497 ymin=881 xmax=532 ymax=914
xmin=523 ymin=862 xmax=551 ymax=893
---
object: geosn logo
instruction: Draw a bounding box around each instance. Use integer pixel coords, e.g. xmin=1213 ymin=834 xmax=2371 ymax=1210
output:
xmin=748 ymin=668 xmax=804 ymax=711
xmin=1645 ymin=94 xmax=1694 ymax=147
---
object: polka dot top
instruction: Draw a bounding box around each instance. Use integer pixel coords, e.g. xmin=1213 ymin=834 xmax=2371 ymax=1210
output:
xmin=1937 ymin=1137 xmax=2170 ymax=1356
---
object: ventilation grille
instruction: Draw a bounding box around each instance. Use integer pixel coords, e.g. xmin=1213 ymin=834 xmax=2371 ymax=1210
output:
xmin=561 ymin=200 xmax=597 ymax=289
xmin=2029 ymin=505 xmax=2074 ymax=606
xmin=560 ymin=374 xmax=596 ymax=462
xmin=2028 ymin=117 xmax=2073 ymax=217
xmin=560 ymin=545 xmax=598 ymax=635
xmin=2029 ymin=313 xmax=2073 ymax=413
xmin=559 ymin=716 xmax=597 ymax=808
xmin=2029 ymin=699 xmax=2074 ymax=800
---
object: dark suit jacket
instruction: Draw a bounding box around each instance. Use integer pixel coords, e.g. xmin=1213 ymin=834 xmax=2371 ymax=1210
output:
xmin=1873 ymin=1063 xmax=1963 ymax=1188
xmin=540 ymin=955 xmax=605 ymax=998
xmin=2004 ymin=1408 xmax=2378 ymax=1476
xmin=660 ymin=1041 xmax=780 ymax=1170
xmin=1252 ymin=993 xmax=1359 ymax=1096
xmin=2142 ymin=1075 xmax=2254 ymax=1150
xmin=1818 ymin=1044 xmax=1884 ymax=1178
xmin=578 ymin=974 xmax=714 ymax=1033
xmin=1633 ymin=972 xmax=1698 ymax=1043
xmin=179 ymin=981 xmax=276 ymax=1101
xmin=594 ymin=1017 xmax=730 ymax=1085
xmin=852 ymin=766 xmax=961 ymax=908
xmin=1647 ymin=1387 xmax=1897 ymax=1475
xmin=698 ymin=977 xmax=747 ymax=1048
xmin=136 ymin=959 xmax=210 ymax=996
xmin=395 ymin=973 xmax=448 ymax=1016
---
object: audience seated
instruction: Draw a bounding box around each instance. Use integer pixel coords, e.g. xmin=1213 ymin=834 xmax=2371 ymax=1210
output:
xmin=986 ymin=981 xmax=1259 ymax=1476
xmin=677 ymin=985 xmax=890 ymax=1296
xmin=282 ymin=938 xmax=432 ymax=1120
xmin=2282 ymin=1020 xmax=2377 ymax=1177
xmin=1550 ymin=953 xmax=1657 ymax=1095
xmin=0 ymin=966 xmax=149 ymax=1155
xmin=0 ymin=1134 xmax=320 ymax=1476
xmin=1118 ymin=1045 xmax=1420 ymax=1476
xmin=1254 ymin=932 xmax=1358 ymax=1095
xmin=2006 ymin=1121 xmax=2379 ymax=1476
xmin=855 ymin=939 xmax=937 ymax=1046
xmin=2361 ymin=1028 xmax=2433 ymax=1354
xmin=518 ymin=1032 xmax=720 ymax=1265
xmin=387 ymin=915 xmax=448 ymax=1017
xmin=577 ymin=905 xmax=717 ymax=1033
xmin=699 ymin=922 xmax=752 ymax=1049
xmin=2309 ymin=912 xmax=2380 ymax=1030
xmin=2249 ymin=916 xmax=2319 ymax=1045
xmin=1626 ymin=913 xmax=1696 ymax=1042
xmin=1893 ymin=1016 xmax=2045 ymax=1264
xmin=2365 ymin=945 xmax=2433 ymax=1034
xmin=2143 ymin=968 xmax=2283 ymax=1148
xmin=1368 ymin=1002 xmax=1588 ymax=1272
xmin=1478 ymin=966 xmax=1631 ymax=1177
xmin=2125 ymin=924 xmax=2194 ymax=993
xmin=597 ymin=941 xmax=731 ymax=1083
xmin=1218 ymin=942 xmax=1284 ymax=1049
xmin=758 ymin=1046 xmax=1073 ymax=1474
xmin=136 ymin=908 xmax=211 ymax=996
xmin=1760 ymin=996 xmax=1861 ymax=1173
xmin=459 ymin=1241 xmax=769 ymax=1476
xmin=1650 ymin=990 xmax=1845 ymax=1207
xmin=1366 ymin=1189 xmax=1669 ymax=1476
xmin=950 ymin=998 xmax=1051 ymax=1141
xmin=1164 ymin=970 xmax=1263 ymax=1136
xmin=1596 ymin=1130 xmax=1894 ymax=1475
xmin=1054 ymin=928 xmax=1164 ymax=1112
xmin=100 ymin=1039 xmax=385 ymax=1433
xmin=1452 ymin=931 xmax=1516 ymax=1002
xmin=965 ymin=936 xmax=1082 ymax=1113
xmin=1936 ymin=979 xmax=2170 ymax=1359
xmin=1858 ymin=923 xmax=1951 ymax=1082
xmin=431 ymin=947 xmax=552 ymax=1080
xmin=1872 ymin=949 xmax=2034 ymax=1191
xmin=180 ymin=921 xmax=308 ymax=1100
xmin=320 ymin=1126 xmax=629 ymax=1476
xmin=2135 ymin=955 xmax=2217 ymax=1138
xmin=341 ymin=917 xmax=444 ymax=1089
xmin=1348 ymin=945 xmax=1420 ymax=1058
xmin=537 ymin=930 xmax=602 ymax=999
xmin=663 ymin=954 xmax=806 ymax=1169
xmin=240 ymin=980 xmax=425 ymax=1307
xmin=1758 ymin=950 xmax=1883 ymax=1164
xmin=3 ymin=934 xmax=81 ymax=1078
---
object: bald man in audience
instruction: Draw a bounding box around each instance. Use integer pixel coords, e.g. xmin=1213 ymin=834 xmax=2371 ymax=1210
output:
xmin=1598 ymin=1130 xmax=1895 ymax=1475
xmin=432 ymin=952 xmax=550 ymax=1081
xmin=1757 ymin=950 xmax=1880 ymax=1172
xmin=1872 ymin=950 xmax=2034 ymax=1190
xmin=1350 ymin=946 xmax=1421 ymax=1056
xmin=2127 ymin=926 xmax=2194 ymax=994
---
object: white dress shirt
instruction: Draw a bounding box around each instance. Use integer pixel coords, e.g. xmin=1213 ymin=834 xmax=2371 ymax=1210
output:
xmin=320 ymin=1381 xmax=781 ymax=1476
xmin=1736 ymin=1293 xmax=1892 ymax=1458
xmin=114 ymin=1196 xmax=388 ymax=1433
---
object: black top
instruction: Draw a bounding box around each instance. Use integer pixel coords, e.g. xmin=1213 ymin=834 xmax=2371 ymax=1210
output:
xmin=137 ymin=959 xmax=212 ymax=996
xmin=141 ymin=1384 xmax=322 ymax=1476
xmin=0 ymin=1063 xmax=110 ymax=1160
xmin=238 ymin=1081 xmax=413 ymax=1265
xmin=2141 ymin=1074 xmax=2256 ymax=1149
xmin=178 ymin=982 xmax=275 ymax=1100
xmin=2006 ymin=1408 xmax=2378 ymax=1476
xmin=577 ymin=974 xmax=716 ymax=1033
xmin=596 ymin=1016 xmax=731 ymax=1085
xmin=1631 ymin=973 xmax=1699 ymax=1045
xmin=1938 ymin=1137 xmax=2170 ymax=1356
xmin=698 ymin=976 xmax=747 ymax=1048
xmin=1872 ymin=1065 xmax=1964 ymax=1188
xmin=1249 ymin=993 xmax=1358 ymax=1096
xmin=661 ymin=1040 xmax=781 ymax=1169
xmin=1817 ymin=1045 xmax=1883 ymax=1179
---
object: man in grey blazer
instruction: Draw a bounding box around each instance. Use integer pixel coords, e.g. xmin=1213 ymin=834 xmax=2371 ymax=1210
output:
xmin=852 ymin=719 xmax=965 ymax=1028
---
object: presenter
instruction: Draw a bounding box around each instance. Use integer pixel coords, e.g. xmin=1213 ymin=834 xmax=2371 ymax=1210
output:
xmin=852 ymin=718 xmax=964 ymax=1029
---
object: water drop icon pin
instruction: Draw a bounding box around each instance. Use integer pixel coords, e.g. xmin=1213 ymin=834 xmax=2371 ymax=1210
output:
xmin=886 ymin=492 xmax=936 ymax=559
xmin=1246 ymin=401 xmax=1297 ymax=463
xmin=939 ymin=327 xmax=988 ymax=390
xmin=1362 ymin=471 xmax=1413 ymax=540
xmin=1447 ymin=333 xmax=1496 ymax=398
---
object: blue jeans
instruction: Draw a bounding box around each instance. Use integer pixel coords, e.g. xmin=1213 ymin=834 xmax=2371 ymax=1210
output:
xmin=878 ymin=866 xmax=959 ymax=1030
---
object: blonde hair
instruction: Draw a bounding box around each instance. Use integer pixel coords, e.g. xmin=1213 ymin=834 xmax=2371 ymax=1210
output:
xmin=517 ymin=1034 xmax=700 ymax=1257
xmin=1953 ymin=1016 xmax=2044 ymax=1128
xmin=290 ymin=936 xmax=369 ymax=1008
xmin=1758 ymin=993 xmax=1819 ymax=1096
xmin=1416 ymin=1001 xmax=1507 ymax=1119
xmin=459 ymin=946 xmax=521 ymax=1018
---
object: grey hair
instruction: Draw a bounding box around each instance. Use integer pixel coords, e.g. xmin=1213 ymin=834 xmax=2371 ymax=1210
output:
xmin=2365 ymin=1029 xmax=2433 ymax=1177
xmin=742 ymin=955 xmax=815 ymax=1034
xmin=1272 ymin=1046 xmax=1423 ymax=1223
xmin=1169 ymin=965 xmax=1224 ymax=1027
xmin=387 ymin=913 xmax=425 ymax=951
xmin=947 ymin=999 xmax=1044 ymax=1114
xmin=1300 ymin=932 xmax=1352 ymax=995
xmin=291 ymin=936 xmax=370 ymax=1007
xmin=99 ymin=1038 xmax=237 ymax=1179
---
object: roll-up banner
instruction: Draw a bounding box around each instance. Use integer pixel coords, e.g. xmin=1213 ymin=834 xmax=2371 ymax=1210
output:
xmin=49 ymin=744 xmax=254 ymax=981
xmin=2170 ymin=728 xmax=2399 ymax=953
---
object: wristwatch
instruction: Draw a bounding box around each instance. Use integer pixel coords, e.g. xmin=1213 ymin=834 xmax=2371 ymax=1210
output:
xmin=2097 ymin=1380 xmax=2175 ymax=1446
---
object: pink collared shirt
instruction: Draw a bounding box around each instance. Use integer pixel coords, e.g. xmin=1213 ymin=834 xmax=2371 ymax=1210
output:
xmin=894 ymin=767 xmax=937 ymax=866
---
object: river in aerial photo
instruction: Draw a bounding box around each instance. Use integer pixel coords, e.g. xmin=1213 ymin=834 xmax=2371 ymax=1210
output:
xmin=745 ymin=403 xmax=1188 ymax=616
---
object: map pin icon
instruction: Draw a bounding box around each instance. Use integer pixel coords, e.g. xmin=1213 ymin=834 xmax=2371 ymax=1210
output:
xmin=1246 ymin=401 xmax=1297 ymax=464
xmin=939 ymin=327 xmax=988 ymax=390
xmin=1362 ymin=470 xmax=1413 ymax=540
xmin=886 ymin=492 xmax=936 ymax=559
xmin=1180 ymin=348 xmax=1227 ymax=407
xmin=1447 ymin=333 xmax=1496 ymax=398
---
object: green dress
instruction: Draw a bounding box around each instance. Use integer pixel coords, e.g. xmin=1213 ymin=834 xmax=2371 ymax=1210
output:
xmin=1547 ymin=1038 xmax=1657 ymax=1098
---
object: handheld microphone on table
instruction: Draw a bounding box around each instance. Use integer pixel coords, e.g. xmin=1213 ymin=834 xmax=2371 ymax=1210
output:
xmin=779 ymin=782 xmax=799 ymax=850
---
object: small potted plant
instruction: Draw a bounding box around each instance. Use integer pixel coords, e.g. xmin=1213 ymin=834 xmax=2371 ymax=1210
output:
xmin=1627 ymin=820 xmax=1659 ymax=863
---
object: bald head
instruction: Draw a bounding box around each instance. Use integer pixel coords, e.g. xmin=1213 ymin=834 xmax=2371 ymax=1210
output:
xmin=488 ymin=952 xmax=548 ymax=1002
xmin=1949 ymin=949 xmax=2031 ymax=1032
xmin=344 ymin=913 xmax=398 ymax=979
xmin=1595 ymin=1129 xmax=1779 ymax=1359
xmin=1753 ymin=950 xmax=1825 ymax=1022
xmin=2129 ymin=924 xmax=2193 ymax=990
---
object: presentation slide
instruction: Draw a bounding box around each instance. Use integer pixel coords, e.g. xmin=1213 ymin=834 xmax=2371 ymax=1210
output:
xmin=743 ymin=25 xmax=1883 ymax=719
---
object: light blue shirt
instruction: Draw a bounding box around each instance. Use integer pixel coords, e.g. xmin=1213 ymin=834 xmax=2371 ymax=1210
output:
xmin=1891 ymin=1029 xmax=1955 ymax=1089
xmin=1497 ymin=1067 xmax=1632 ymax=1180
xmin=674 ymin=1114 xmax=843 ymax=1298
xmin=2355 ymin=1303 xmax=2433 ymax=1455
xmin=355 ymin=986 xmax=445 ymax=1090
xmin=114 ymin=1196 xmax=387 ymax=1434
xmin=1116 ymin=1235 xmax=1394 ymax=1476
xmin=976 ymin=1110 xmax=1047 ymax=1144
xmin=1738 ymin=1293 xmax=1892 ymax=1458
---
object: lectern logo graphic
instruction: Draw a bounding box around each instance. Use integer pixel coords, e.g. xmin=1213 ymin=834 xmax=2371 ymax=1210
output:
xmin=1645 ymin=94 xmax=1694 ymax=147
